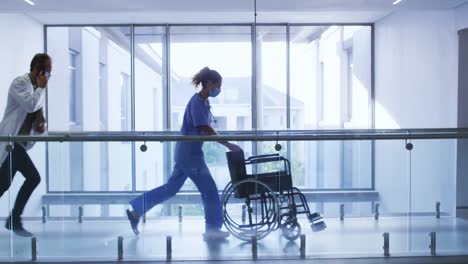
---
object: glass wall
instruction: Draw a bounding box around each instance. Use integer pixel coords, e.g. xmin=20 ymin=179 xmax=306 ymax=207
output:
xmin=289 ymin=25 xmax=373 ymax=198
xmin=44 ymin=24 xmax=373 ymax=198
xmin=133 ymin=26 xmax=166 ymax=219
xmin=42 ymin=24 xmax=374 ymax=220
xmin=46 ymin=26 xmax=133 ymax=218
xmin=0 ymin=136 xmax=465 ymax=261
xmin=169 ymin=26 xmax=252 ymax=198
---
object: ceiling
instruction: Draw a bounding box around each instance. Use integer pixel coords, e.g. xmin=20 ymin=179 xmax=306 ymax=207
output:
xmin=1 ymin=0 xmax=468 ymax=24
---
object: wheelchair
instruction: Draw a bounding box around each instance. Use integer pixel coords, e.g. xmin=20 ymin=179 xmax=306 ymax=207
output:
xmin=221 ymin=150 xmax=326 ymax=241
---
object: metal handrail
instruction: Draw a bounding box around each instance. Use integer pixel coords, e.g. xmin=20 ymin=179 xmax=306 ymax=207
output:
xmin=1 ymin=128 xmax=468 ymax=142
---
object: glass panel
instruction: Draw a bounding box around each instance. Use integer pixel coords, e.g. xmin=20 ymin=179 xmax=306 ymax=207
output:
xmin=169 ymin=25 xmax=252 ymax=194
xmin=256 ymin=26 xmax=287 ymax=131
xmin=408 ymin=139 xmax=466 ymax=255
xmin=289 ymin=140 xmax=372 ymax=190
xmin=47 ymin=26 xmax=132 ymax=132
xmin=0 ymin=149 xmax=13 ymax=259
xmin=290 ymin=25 xmax=372 ymax=130
xmin=47 ymin=141 xmax=132 ymax=192
xmin=373 ymin=139 xmax=411 ymax=255
xmin=134 ymin=26 xmax=166 ymax=199
xmin=289 ymin=25 xmax=372 ymax=191
xmin=46 ymin=26 xmax=132 ymax=193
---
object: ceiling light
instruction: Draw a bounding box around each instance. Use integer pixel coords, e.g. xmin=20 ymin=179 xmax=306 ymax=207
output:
xmin=24 ymin=0 xmax=35 ymax=5
xmin=393 ymin=0 xmax=403 ymax=5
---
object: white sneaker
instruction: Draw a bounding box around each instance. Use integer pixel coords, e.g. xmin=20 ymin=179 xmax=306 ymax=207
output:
xmin=203 ymin=229 xmax=230 ymax=241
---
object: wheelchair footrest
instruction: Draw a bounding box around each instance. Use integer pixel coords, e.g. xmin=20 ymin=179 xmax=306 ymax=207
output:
xmin=311 ymin=221 xmax=327 ymax=232
xmin=308 ymin=212 xmax=323 ymax=223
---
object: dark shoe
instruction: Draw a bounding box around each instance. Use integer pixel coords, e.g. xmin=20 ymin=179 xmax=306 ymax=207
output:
xmin=5 ymin=217 xmax=34 ymax=237
xmin=203 ymin=229 xmax=230 ymax=241
xmin=126 ymin=209 xmax=140 ymax=235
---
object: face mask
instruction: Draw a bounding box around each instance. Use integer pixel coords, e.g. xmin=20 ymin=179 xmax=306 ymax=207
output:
xmin=45 ymin=72 xmax=51 ymax=80
xmin=209 ymin=87 xmax=221 ymax=98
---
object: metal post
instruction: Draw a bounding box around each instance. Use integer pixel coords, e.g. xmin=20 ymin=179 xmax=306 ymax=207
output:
xmin=178 ymin=205 xmax=183 ymax=223
xmin=117 ymin=236 xmax=123 ymax=261
xmin=436 ymin=202 xmax=441 ymax=218
xmin=252 ymin=235 xmax=258 ymax=260
xmin=383 ymin=232 xmax=390 ymax=257
xmin=166 ymin=235 xmax=172 ymax=261
xmin=42 ymin=206 xmax=47 ymax=223
xmin=78 ymin=206 xmax=83 ymax=223
xmin=374 ymin=203 xmax=380 ymax=220
xmin=430 ymin=232 xmax=436 ymax=256
xmin=340 ymin=204 xmax=344 ymax=221
xmin=242 ymin=204 xmax=247 ymax=223
xmin=31 ymin=237 xmax=37 ymax=261
xmin=300 ymin=234 xmax=306 ymax=259
xmin=143 ymin=213 xmax=146 ymax=223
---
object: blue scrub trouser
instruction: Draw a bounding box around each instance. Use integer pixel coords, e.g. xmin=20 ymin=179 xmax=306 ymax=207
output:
xmin=129 ymin=161 xmax=223 ymax=230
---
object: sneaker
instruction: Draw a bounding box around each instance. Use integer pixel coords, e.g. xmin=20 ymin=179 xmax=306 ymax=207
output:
xmin=203 ymin=229 xmax=230 ymax=241
xmin=126 ymin=209 xmax=140 ymax=235
xmin=5 ymin=217 xmax=34 ymax=237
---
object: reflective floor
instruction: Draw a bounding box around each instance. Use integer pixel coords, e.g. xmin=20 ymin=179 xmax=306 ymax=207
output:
xmin=1 ymin=217 xmax=468 ymax=262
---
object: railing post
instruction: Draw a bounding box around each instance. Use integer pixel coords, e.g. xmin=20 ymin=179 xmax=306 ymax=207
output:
xmin=374 ymin=203 xmax=380 ymax=220
xmin=78 ymin=205 xmax=83 ymax=223
xmin=178 ymin=205 xmax=183 ymax=223
xmin=300 ymin=234 xmax=306 ymax=259
xmin=117 ymin=236 xmax=123 ymax=261
xmin=340 ymin=204 xmax=344 ymax=221
xmin=42 ymin=205 xmax=47 ymax=223
xmin=430 ymin=232 xmax=436 ymax=256
xmin=166 ymin=235 xmax=172 ymax=261
xmin=252 ymin=235 xmax=258 ymax=260
xmin=383 ymin=232 xmax=390 ymax=257
xmin=31 ymin=237 xmax=37 ymax=261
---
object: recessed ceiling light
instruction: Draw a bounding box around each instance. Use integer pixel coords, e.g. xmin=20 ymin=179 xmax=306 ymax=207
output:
xmin=24 ymin=0 xmax=35 ymax=5
xmin=393 ymin=0 xmax=403 ymax=5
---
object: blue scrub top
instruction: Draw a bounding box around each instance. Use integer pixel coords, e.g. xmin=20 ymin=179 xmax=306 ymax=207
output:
xmin=174 ymin=93 xmax=213 ymax=164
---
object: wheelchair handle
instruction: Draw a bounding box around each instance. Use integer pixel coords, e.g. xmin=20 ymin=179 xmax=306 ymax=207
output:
xmin=246 ymin=156 xmax=288 ymax=165
xmin=246 ymin=153 xmax=280 ymax=161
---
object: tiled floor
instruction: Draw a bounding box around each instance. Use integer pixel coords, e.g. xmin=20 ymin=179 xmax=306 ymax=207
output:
xmin=0 ymin=216 xmax=468 ymax=262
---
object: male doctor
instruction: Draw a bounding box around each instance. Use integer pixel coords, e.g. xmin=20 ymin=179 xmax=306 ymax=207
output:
xmin=0 ymin=53 xmax=50 ymax=237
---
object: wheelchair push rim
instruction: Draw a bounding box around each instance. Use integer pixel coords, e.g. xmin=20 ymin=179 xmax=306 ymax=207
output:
xmin=222 ymin=178 xmax=280 ymax=241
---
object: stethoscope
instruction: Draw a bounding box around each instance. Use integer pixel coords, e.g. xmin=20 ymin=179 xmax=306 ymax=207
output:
xmin=208 ymin=105 xmax=217 ymax=126
xmin=199 ymin=93 xmax=217 ymax=126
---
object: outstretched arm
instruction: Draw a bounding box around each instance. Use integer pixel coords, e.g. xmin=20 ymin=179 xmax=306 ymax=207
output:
xmin=199 ymin=125 xmax=241 ymax=152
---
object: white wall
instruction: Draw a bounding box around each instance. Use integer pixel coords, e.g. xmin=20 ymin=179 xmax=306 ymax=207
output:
xmin=0 ymin=14 xmax=44 ymax=217
xmin=455 ymin=3 xmax=468 ymax=31
xmin=375 ymin=11 xmax=458 ymax=215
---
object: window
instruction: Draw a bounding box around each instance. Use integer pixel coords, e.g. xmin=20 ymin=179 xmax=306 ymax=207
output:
xmin=69 ymin=50 xmax=78 ymax=123
xmin=46 ymin=24 xmax=373 ymax=197
xmin=346 ymin=48 xmax=354 ymax=122
xmin=169 ymin=26 xmax=252 ymax=191
xmin=99 ymin=63 xmax=108 ymax=130
xmin=120 ymin=73 xmax=131 ymax=131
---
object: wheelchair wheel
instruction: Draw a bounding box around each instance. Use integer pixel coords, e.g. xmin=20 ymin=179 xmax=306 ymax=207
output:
xmin=280 ymin=218 xmax=302 ymax=241
xmin=222 ymin=178 xmax=280 ymax=241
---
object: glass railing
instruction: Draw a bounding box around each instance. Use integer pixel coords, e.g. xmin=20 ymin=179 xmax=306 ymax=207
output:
xmin=0 ymin=129 xmax=467 ymax=261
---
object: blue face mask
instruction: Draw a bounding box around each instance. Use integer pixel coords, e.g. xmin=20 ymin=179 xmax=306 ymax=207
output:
xmin=209 ymin=87 xmax=221 ymax=98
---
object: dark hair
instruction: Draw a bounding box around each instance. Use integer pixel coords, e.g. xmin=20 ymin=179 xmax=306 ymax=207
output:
xmin=192 ymin=67 xmax=222 ymax=88
xmin=30 ymin=53 xmax=51 ymax=72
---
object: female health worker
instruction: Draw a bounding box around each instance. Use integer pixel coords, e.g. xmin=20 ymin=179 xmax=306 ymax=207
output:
xmin=126 ymin=67 xmax=241 ymax=240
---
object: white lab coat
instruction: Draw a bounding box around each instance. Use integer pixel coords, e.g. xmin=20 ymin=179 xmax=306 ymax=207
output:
xmin=0 ymin=73 xmax=45 ymax=165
